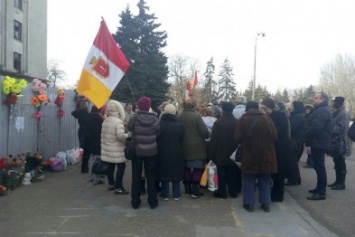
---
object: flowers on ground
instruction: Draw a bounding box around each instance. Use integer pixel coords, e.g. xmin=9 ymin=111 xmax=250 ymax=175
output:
xmin=2 ymin=76 xmax=27 ymax=105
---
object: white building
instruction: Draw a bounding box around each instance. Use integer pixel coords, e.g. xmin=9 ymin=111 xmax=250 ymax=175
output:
xmin=0 ymin=0 xmax=47 ymax=79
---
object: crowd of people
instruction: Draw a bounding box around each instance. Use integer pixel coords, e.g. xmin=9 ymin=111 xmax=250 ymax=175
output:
xmin=71 ymin=92 xmax=352 ymax=212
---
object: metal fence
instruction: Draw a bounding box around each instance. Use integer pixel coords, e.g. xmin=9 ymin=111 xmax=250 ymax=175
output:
xmin=1 ymin=76 xmax=79 ymax=159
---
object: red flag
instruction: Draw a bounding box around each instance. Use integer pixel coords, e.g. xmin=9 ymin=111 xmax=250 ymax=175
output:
xmin=185 ymin=71 xmax=198 ymax=100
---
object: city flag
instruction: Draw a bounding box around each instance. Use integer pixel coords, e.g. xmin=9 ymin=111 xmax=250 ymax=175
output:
xmin=185 ymin=71 xmax=198 ymax=100
xmin=76 ymin=19 xmax=130 ymax=108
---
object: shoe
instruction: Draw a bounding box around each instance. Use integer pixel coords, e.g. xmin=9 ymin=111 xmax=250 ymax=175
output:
xmin=163 ymin=197 xmax=169 ymax=201
xmin=149 ymin=203 xmax=158 ymax=209
xmin=93 ymin=180 xmax=104 ymax=185
xmin=213 ymin=192 xmax=227 ymax=199
xmin=243 ymin=204 xmax=254 ymax=212
xmin=114 ymin=187 xmax=129 ymax=195
xmin=331 ymin=184 xmax=345 ymax=190
xmin=271 ymin=195 xmax=283 ymax=202
xmin=261 ymin=204 xmax=270 ymax=212
xmin=308 ymin=188 xmax=318 ymax=194
xmin=307 ymin=193 xmax=326 ymax=200
xmin=108 ymin=185 xmax=115 ymax=191
xmin=174 ymin=197 xmax=180 ymax=201
xmin=131 ymin=200 xmax=141 ymax=209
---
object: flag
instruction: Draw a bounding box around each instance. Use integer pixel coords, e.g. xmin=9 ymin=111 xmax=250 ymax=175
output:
xmin=185 ymin=71 xmax=198 ymax=100
xmin=76 ymin=19 xmax=130 ymax=108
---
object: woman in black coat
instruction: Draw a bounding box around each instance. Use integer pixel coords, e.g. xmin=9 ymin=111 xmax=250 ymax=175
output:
xmin=157 ymin=104 xmax=184 ymax=200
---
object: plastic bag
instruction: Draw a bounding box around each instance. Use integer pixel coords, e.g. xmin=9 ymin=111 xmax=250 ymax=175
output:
xmin=207 ymin=161 xmax=218 ymax=191
xmin=55 ymin=151 xmax=67 ymax=170
xmin=66 ymin=148 xmax=83 ymax=165
xmin=49 ymin=156 xmax=65 ymax=172
xmin=200 ymin=161 xmax=210 ymax=187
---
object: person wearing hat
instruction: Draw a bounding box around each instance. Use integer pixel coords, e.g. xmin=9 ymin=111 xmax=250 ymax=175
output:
xmin=261 ymin=97 xmax=293 ymax=202
xmin=234 ymin=101 xmax=278 ymax=212
xmin=157 ymin=104 xmax=184 ymax=201
xmin=208 ymin=101 xmax=242 ymax=199
xmin=128 ymin=96 xmax=160 ymax=209
xmin=328 ymin=96 xmax=351 ymax=190
xmin=304 ymin=92 xmax=332 ymax=200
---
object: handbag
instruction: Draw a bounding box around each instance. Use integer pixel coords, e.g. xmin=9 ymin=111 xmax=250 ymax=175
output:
xmin=348 ymin=121 xmax=355 ymax=142
xmin=124 ymin=137 xmax=135 ymax=160
xmin=234 ymin=144 xmax=243 ymax=162
xmin=92 ymin=156 xmax=109 ymax=175
xmin=200 ymin=161 xmax=210 ymax=187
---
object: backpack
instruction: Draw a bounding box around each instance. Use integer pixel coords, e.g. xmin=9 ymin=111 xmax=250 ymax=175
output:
xmin=348 ymin=122 xmax=355 ymax=142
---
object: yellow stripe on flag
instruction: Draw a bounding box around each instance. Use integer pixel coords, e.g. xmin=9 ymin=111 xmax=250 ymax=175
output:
xmin=77 ymin=69 xmax=112 ymax=108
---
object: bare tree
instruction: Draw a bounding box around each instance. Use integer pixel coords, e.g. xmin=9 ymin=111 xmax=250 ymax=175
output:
xmin=47 ymin=60 xmax=66 ymax=88
xmin=319 ymin=54 xmax=355 ymax=118
xmin=167 ymin=55 xmax=201 ymax=106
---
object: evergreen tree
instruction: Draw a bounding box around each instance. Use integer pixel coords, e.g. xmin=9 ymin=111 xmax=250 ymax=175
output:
xmin=202 ymin=57 xmax=217 ymax=103
xmin=217 ymin=58 xmax=237 ymax=102
xmin=243 ymin=79 xmax=270 ymax=102
xmin=112 ymin=0 xmax=169 ymax=108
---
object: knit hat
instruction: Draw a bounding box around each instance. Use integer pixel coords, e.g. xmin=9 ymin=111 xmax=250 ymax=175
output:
xmin=262 ymin=98 xmax=276 ymax=110
xmin=163 ymin=104 xmax=176 ymax=115
xmin=221 ymin=102 xmax=234 ymax=112
xmin=137 ymin=97 xmax=151 ymax=111
xmin=333 ymin=96 xmax=345 ymax=106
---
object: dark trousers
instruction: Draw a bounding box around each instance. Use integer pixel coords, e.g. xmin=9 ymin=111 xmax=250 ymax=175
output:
xmin=332 ymin=155 xmax=347 ymax=172
xmin=271 ymin=171 xmax=284 ymax=201
xmin=311 ymin=148 xmax=327 ymax=195
xmin=243 ymin=173 xmax=271 ymax=205
xmin=81 ymin=145 xmax=91 ymax=171
xmin=216 ymin=164 xmax=240 ymax=198
xmin=107 ymin=162 xmax=126 ymax=188
xmin=131 ymin=155 xmax=158 ymax=207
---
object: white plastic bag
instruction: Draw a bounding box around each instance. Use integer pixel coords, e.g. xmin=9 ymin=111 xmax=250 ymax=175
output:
xmin=56 ymin=151 xmax=67 ymax=170
xmin=207 ymin=161 xmax=218 ymax=191
xmin=66 ymin=148 xmax=82 ymax=165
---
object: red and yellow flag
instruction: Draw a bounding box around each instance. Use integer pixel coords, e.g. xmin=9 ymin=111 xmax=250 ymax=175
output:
xmin=185 ymin=71 xmax=198 ymax=100
xmin=76 ymin=19 xmax=130 ymax=108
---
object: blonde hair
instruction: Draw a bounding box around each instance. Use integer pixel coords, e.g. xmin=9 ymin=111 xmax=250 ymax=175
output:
xmin=199 ymin=107 xmax=214 ymax=116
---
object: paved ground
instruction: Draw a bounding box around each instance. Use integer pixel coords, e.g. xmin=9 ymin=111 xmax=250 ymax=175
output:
xmin=1 ymin=151 xmax=354 ymax=237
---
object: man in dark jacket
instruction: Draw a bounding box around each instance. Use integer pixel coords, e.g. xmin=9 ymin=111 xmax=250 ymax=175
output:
xmin=129 ymin=97 xmax=160 ymax=209
xmin=304 ymin=92 xmax=332 ymax=200
xmin=208 ymin=101 xmax=241 ymax=199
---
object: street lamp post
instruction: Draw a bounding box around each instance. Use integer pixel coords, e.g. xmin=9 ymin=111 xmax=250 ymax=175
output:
xmin=251 ymin=32 xmax=265 ymax=101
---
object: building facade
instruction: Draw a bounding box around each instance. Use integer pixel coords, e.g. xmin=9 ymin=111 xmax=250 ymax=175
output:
xmin=0 ymin=0 xmax=47 ymax=79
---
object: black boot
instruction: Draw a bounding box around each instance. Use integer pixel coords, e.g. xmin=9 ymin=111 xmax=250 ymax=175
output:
xmin=331 ymin=171 xmax=346 ymax=190
xmin=141 ymin=179 xmax=146 ymax=195
xmin=191 ymin=182 xmax=204 ymax=198
xmin=183 ymin=181 xmax=192 ymax=196
xmin=328 ymin=170 xmax=340 ymax=187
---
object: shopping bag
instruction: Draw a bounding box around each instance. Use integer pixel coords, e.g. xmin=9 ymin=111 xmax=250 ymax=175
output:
xmin=207 ymin=161 xmax=218 ymax=191
xmin=91 ymin=156 xmax=109 ymax=175
xmin=124 ymin=137 xmax=135 ymax=160
xmin=200 ymin=161 xmax=210 ymax=187
xmin=230 ymin=144 xmax=242 ymax=162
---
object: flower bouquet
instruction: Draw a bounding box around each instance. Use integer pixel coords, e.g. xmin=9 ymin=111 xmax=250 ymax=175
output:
xmin=2 ymin=76 xmax=27 ymax=105
xmin=30 ymin=79 xmax=47 ymax=119
xmin=54 ymin=89 xmax=65 ymax=118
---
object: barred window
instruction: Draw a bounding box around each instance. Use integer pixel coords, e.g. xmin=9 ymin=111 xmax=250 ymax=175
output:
xmin=14 ymin=20 xmax=22 ymax=40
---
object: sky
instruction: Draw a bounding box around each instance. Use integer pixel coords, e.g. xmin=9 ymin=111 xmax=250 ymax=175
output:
xmin=47 ymin=0 xmax=355 ymax=93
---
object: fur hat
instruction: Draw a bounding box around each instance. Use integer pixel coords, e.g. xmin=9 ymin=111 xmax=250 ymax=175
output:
xmin=246 ymin=101 xmax=259 ymax=111
xmin=262 ymin=98 xmax=276 ymax=110
xmin=333 ymin=96 xmax=345 ymax=106
xmin=137 ymin=97 xmax=151 ymax=111
xmin=107 ymin=100 xmax=125 ymax=121
xmin=221 ymin=101 xmax=234 ymax=112
xmin=164 ymin=104 xmax=176 ymax=115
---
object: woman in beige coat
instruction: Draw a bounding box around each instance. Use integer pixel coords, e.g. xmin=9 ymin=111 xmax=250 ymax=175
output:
xmin=101 ymin=100 xmax=128 ymax=194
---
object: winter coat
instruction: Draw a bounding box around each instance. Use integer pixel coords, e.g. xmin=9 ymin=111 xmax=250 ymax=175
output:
xmin=290 ymin=101 xmax=306 ymax=140
xmin=234 ymin=109 xmax=277 ymax=174
xmin=101 ymin=101 xmax=127 ymax=163
xmin=129 ymin=111 xmax=160 ymax=157
xmin=86 ymin=113 xmax=104 ymax=155
xmin=304 ymin=101 xmax=332 ymax=151
xmin=157 ymin=114 xmax=185 ymax=182
xmin=178 ymin=108 xmax=210 ymax=160
xmin=71 ymin=109 xmax=89 ymax=147
xmin=331 ymin=106 xmax=352 ymax=157
xmin=208 ymin=112 xmax=238 ymax=166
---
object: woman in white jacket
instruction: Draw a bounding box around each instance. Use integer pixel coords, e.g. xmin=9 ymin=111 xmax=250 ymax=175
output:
xmin=101 ymin=100 xmax=128 ymax=194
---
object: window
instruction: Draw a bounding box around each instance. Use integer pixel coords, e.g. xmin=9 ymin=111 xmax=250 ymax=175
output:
xmin=14 ymin=0 xmax=22 ymax=10
xmin=14 ymin=20 xmax=22 ymax=40
xmin=14 ymin=52 xmax=21 ymax=73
